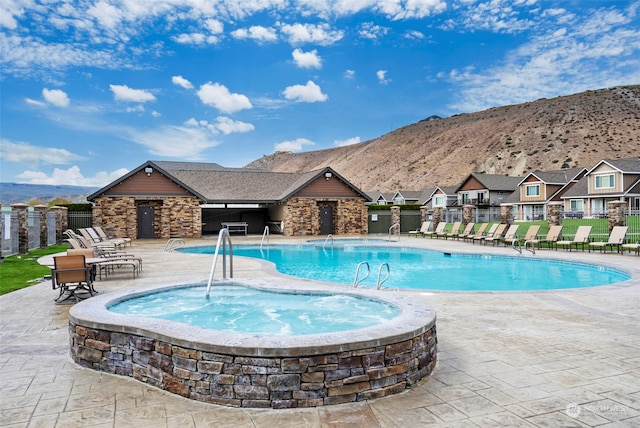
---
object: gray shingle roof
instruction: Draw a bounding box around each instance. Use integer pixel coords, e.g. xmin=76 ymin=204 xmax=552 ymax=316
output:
xmin=464 ymin=173 xmax=523 ymax=191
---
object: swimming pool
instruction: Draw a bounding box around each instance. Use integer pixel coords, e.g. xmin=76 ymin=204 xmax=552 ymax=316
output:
xmin=108 ymin=284 xmax=399 ymax=335
xmin=180 ymin=244 xmax=630 ymax=291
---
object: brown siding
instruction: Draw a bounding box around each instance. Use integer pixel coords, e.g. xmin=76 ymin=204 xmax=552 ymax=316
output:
xmin=104 ymin=170 xmax=193 ymax=196
xmin=295 ymin=176 xmax=359 ymax=197
xmin=458 ymin=176 xmax=484 ymax=191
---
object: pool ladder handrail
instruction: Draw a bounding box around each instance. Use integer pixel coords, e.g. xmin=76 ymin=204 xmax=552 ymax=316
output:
xmin=511 ymin=240 xmax=522 ymax=254
xmin=353 ymin=261 xmax=370 ymax=287
xmin=260 ymin=225 xmax=269 ymax=249
xmin=388 ymin=223 xmax=400 ymax=242
xmin=164 ymin=237 xmax=185 ymax=252
xmin=376 ymin=262 xmax=390 ymax=289
xmin=205 ymin=228 xmax=233 ymax=297
xmin=323 ymin=234 xmax=334 ymax=250
xmin=523 ymin=239 xmax=536 ymax=255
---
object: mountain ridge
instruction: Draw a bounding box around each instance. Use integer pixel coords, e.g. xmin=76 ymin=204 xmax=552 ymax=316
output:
xmin=246 ymin=86 xmax=640 ymax=191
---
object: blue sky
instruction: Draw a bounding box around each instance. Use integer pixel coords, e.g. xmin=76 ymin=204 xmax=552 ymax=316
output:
xmin=1 ymin=0 xmax=639 ymax=187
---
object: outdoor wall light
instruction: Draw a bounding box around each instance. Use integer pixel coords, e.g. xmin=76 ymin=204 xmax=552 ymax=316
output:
xmin=325 ymin=172 xmax=332 ymax=180
xmin=145 ymin=167 xmax=153 ymax=176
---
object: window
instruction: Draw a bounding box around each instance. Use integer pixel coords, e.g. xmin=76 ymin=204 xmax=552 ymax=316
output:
xmin=434 ymin=196 xmax=445 ymax=207
xmin=525 ymin=184 xmax=540 ymax=197
xmin=461 ymin=193 xmax=470 ymax=204
xmin=595 ymin=174 xmax=615 ymax=189
xmin=570 ymin=199 xmax=583 ymax=212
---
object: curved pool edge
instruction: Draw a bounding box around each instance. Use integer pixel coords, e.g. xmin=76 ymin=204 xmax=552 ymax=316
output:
xmin=69 ymin=279 xmax=438 ymax=408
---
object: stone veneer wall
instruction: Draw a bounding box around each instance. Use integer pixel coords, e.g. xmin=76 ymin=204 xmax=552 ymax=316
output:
xmin=93 ymin=196 xmax=202 ymax=239
xmin=69 ymin=322 xmax=437 ymax=409
xmin=282 ymin=197 xmax=368 ymax=236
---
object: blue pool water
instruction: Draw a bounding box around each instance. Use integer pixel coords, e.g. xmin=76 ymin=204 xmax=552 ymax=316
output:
xmin=108 ymin=285 xmax=399 ymax=335
xmin=180 ymin=245 xmax=630 ymax=291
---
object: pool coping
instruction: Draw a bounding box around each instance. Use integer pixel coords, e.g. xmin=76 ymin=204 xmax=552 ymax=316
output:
xmin=69 ymin=278 xmax=437 ymax=358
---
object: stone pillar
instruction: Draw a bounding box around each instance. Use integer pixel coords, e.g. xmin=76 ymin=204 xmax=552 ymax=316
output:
xmin=463 ymin=204 xmax=474 ymax=225
xmin=608 ymin=201 xmax=627 ymax=232
xmin=11 ymin=203 xmax=29 ymax=254
xmin=50 ymin=206 xmax=68 ymax=243
xmin=34 ymin=204 xmax=48 ymax=248
xmin=546 ymin=202 xmax=563 ymax=227
xmin=420 ymin=206 xmax=429 ymax=224
xmin=390 ymin=206 xmax=400 ymax=237
xmin=433 ymin=207 xmax=443 ymax=226
xmin=500 ymin=203 xmax=513 ymax=225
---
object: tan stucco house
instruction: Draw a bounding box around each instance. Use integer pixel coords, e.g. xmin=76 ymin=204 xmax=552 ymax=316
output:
xmin=87 ymin=161 xmax=371 ymax=239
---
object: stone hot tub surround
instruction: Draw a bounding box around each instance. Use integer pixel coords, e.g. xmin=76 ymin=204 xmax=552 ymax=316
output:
xmin=69 ymin=280 xmax=437 ymax=409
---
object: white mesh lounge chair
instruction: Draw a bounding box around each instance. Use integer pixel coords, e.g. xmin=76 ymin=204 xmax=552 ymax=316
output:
xmin=456 ymin=222 xmax=475 ymax=240
xmin=408 ymin=221 xmax=432 ymax=238
xmin=528 ymin=225 xmax=562 ymax=249
xmin=464 ymin=223 xmax=487 ymax=242
xmin=429 ymin=222 xmax=447 ymax=238
xmin=556 ymin=226 xmax=592 ymax=251
xmin=445 ymin=222 xmax=462 ymax=239
xmin=473 ymin=223 xmax=498 ymax=244
xmin=505 ymin=224 xmax=540 ymax=247
xmin=482 ymin=223 xmax=508 ymax=246
xmin=588 ymin=226 xmax=628 ymax=253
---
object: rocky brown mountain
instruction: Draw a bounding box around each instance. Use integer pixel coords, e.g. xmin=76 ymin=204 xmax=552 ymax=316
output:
xmin=246 ymin=86 xmax=640 ymax=191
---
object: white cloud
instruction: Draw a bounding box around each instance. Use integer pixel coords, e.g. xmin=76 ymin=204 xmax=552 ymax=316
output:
xmin=172 ymin=75 xmax=193 ymax=89
xmin=25 ymin=98 xmax=46 ymax=107
xmin=15 ymin=165 xmax=129 ymax=186
xmin=184 ymin=116 xmax=255 ymax=135
xmin=42 ymin=88 xmax=70 ymax=107
xmin=110 ymin=84 xmax=156 ymax=103
xmin=151 ymin=110 xmax=161 ymax=118
xmin=0 ymin=139 xmax=83 ymax=166
xmin=359 ymin=22 xmax=389 ymax=40
xmin=344 ymin=69 xmax=355 ymax=79
xmin=0 ymin=0 xmax=24 ymax=29
xmin=280 ymin=23 xmax=344 ymax=45
xmin=173 ymin=33 xmax=220 ymax=45
xmin=379 ymin=0 xmax=447 ymax=20
xmin=292 ymin=48 xmax=322 ymax=69
xmin=282 ymin=80 xmax=328 ymax=103
xmin=125 ymin=105 xmax=145 ymax=113
xmin=197 ymin=82 xmax=252 ymax=114
xmin=334 ymin=136 xmax=361 ymax=147
xmin=274 ymin=138 xmax=315 ymax=152
xmin=231 ymin=25 xmax=278 ymax=43
xmin=126 ymin=125 xmax=221 ymax=158
xmin=377 ymin=70 xmax=391 ymax=84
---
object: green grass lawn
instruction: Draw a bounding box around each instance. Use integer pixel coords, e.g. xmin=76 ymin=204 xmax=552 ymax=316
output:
xmin=0 ymin=245 xmax=68 ymax=295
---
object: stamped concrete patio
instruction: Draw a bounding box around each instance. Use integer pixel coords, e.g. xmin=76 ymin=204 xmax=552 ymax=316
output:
xmin=1 ymin=236 xmax=639 ymax=427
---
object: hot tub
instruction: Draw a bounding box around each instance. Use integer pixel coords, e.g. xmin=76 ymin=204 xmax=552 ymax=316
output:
xmin=69 ymin=279 xmax=437 ymax=408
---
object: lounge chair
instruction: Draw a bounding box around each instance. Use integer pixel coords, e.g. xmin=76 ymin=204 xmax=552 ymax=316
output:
xmin=456 ymin=222 xmax=475 ymax=240
xmin=81 ymin=228 xmax=126 ymax=249
xmin=482 ymin=223 xmax=508 ymax=245
xmin=473 ymin=223 xmax=498 ymax=244
xmin=444 ymin=222 xmax=462 ymax=239
xmin=464 ymin=223 xmax=487 ymax=242
xmin=408 ymin=221 xmax=432 ymax=238
xmin=556 ymin=225 xmax=592 ymax=251
xmin=495 ymin=224 xmax=519 ymax=246
xmin=528 ymin=225 xmax=562 ymax=249
xmin=429 ymin=222 xmax=447 ymax=238
xmin=505 ymin=225 xmax=540 ymax=247
xmin=589 ymin=226 xmax=628 ymax=253
xmin=51 ymin=254 xmax=96 ymax=303
xmin=621 ymin=241 xmax=640 ymax=255
xmin=93 ymin=226 xmax=131 ymax=247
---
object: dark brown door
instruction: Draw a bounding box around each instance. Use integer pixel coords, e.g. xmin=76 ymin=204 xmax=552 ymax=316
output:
xmin=137 ymin=206 xmax=155 ymax=239
xmin=320 ymin=206 xmax=333 ymax=235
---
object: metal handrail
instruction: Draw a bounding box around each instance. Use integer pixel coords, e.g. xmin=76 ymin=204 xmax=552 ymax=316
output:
xmin=205 ymin=228 xmax=233 ymax=297
xmin=376 ymin=263 xmax=390 ymax=289
xmin=388 ymin=223 xmax=400 ymax=241
xmin=323 ymin=234 xmax=334 ymax=249
xmin=353 ymin=261 xmax=370 ymax=288
xmin=260 ymin=225 xmax=269 ymax=249
xmin=511 ymin=240 xmax=522 ymax=254
xmin=524 ymin=240 xmax=536 ymax=255
xmin=164 ymin=237 xmax=185 ymax=252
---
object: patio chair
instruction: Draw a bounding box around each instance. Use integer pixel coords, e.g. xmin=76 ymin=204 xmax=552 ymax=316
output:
xmin=556 ymin=226 xmax=592 ymax=251
xmin=473 ymin=223 xmax=498 ymax=244
xmin=621 ymin=241 xmax=640 ymax=255
xmin=495 ymin=224 xmax=520 ymax=246
xmin=444 ymin=222 xmax=462 ymax=239
xmin=588 ymin=226 xmax=628 ymax=253
xmin=482 ymin=223 xmax=509 ymax=246
xmin=464 ymin=223 xmax=487 ymax=242
xmin=528 ymin=225 xmax=562 ymax=249
xmin=505 ymin=225 xmax=540 ymax=247
xmin=93 ymin=226 xmax=131 ymax=247
xmin=456 ymin=222 xmax=475 ymax=240
xmin=51 ymin=254 xmax=96 ymax=304
xmin=408 ymin=221 xmax=432 ymax=238
xmin=429 ymin=222 xmax=447 ymax=238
